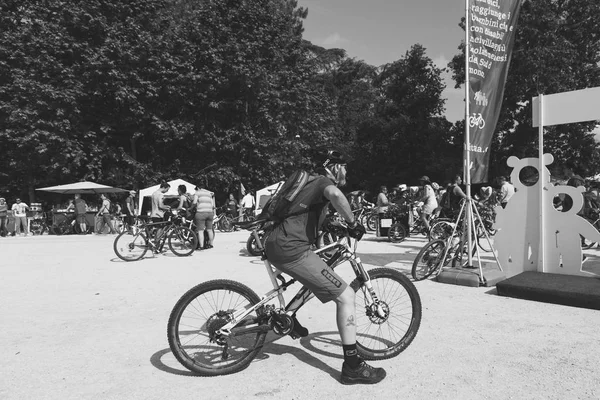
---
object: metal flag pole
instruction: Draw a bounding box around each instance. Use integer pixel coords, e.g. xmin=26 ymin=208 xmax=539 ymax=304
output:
xmin=464 ymin=0 xmax=474 ymax=269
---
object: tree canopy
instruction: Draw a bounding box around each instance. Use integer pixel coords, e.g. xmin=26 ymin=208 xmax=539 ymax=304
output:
xmin=1 ymin=0 xmax=599 ymax=205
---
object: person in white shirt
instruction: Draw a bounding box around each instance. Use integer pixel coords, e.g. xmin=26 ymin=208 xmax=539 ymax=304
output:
xmin=241 ymin=191 xmax=255 ymax=221
xmin=418 ymin=176 xmax=438 ymax=233
xmin=11 ymin=198 xmax=29 ymax=236
xmin=498 ymin=176 xmax=515 ymax=209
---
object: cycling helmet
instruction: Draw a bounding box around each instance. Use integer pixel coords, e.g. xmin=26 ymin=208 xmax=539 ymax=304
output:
xmin=322 ymin=149 xmax=346 ymax=168
xmin=419 ymin=175 xmax=431 ymax=184
xmin=431 ymin=182 xmax=440 ymax=190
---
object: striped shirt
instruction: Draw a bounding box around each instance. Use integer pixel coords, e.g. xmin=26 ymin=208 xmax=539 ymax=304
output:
xmin=194 ymin=189 xmax=214 ymax=213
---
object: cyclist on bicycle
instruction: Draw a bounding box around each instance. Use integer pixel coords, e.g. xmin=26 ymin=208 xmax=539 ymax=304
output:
xmin=264 ymin=149 xmax=386 ymax=385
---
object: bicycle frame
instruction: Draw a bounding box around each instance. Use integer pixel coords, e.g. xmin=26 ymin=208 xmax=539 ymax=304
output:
xmin=216 ymin=235 xmax=385 ymax=339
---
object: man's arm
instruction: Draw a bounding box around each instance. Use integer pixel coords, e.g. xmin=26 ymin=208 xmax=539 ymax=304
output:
xmin=324 ymin=185 xmax=355 ymax=224
xmin=159 ymin=195 xmax=170 ymax=211
xmin=454 ymin=185 xmax=467 ymax=199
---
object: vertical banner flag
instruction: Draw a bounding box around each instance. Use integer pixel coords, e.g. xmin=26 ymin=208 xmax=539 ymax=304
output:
xmin=467 ymin=0 xmax=522 ymax=183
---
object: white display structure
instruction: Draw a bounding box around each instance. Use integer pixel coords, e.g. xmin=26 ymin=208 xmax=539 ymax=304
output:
xmin=531 ymin=87 xmax=600 ymax=276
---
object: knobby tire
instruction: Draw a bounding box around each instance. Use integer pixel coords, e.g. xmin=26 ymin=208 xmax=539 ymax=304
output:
xmin=167 ymin=279 xmax=267 ymax=376
xmin=350 ymin=268 xmax=422 ymax=361
xmin=113 ymin=231 xmax=149 ymax=261
xmin=412 ymin=239 xmax=447 ymax=281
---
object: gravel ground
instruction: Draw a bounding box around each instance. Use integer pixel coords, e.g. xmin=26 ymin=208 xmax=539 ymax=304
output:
xmin=1 ymin=231 xmax=599 ymax=400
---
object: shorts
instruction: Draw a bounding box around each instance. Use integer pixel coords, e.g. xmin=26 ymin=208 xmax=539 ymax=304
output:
xmin=270 ymin=250 xmax=348 ymax=303
xmin=75 ymin=214 xmax=86 ymax=224
xmin=195 ymin=211 xmax=214 ymax=230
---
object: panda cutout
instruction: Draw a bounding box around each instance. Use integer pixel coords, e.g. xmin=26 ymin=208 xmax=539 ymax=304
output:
xmin=544 ymin=183 xmax=600 ymax=276
xmin=493 ymin=154 xmax=553 ymax=278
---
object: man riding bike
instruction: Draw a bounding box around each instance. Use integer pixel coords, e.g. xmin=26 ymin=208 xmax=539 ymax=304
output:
xmin=264 ymin=149 xmax=386 ymax=385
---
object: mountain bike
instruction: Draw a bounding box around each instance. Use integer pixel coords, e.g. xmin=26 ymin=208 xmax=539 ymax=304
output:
xmin=167 ymin=220 xmax=422 ymax=376
xmin=113 ymin=213 xmax=198 ymax=261
xmin=387 ymin=203 xmax=450 ymax=243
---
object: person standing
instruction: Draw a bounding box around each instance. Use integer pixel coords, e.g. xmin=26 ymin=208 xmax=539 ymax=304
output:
xmin=0 ymin=197 xmax=8 ymax=237
xmin=498 ymin=175 xmax=515 ymax=209
xmin=151 ymin=182 xmax=171 ymax=242
xmin=96 ymin=194 xmax=117 ymax=234
xmin=240 ymin=191 xmax=255 ymax=221
xmin=376 ymin=186 xmax=389 ymax=214
xmin=73 ymin=194 xmax=88 ymax=234
xmin=124 ymin=190 xmax=137 ymax=230
xmin=193 ymin=186 xmax=215 ymax=250
xmin=11 ymin=198 xmax=29 ymax=236
xmin=418 ymin=176 xmax=438 ymax=233
xmin=226 ymin=193 xmax=238 ymax=218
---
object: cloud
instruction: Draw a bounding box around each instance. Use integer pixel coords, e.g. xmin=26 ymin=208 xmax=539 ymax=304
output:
xmin=432 ymin=54 xmax=450 ymax=70
xmin=322 ymin=32 xmax=347 ymax=46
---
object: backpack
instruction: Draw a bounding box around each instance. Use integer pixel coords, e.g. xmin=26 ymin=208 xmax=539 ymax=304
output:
xmin=108 ymin=200 xmax=119 ymax=214
xmin=257 ymin=170 xmax=312 ymax=224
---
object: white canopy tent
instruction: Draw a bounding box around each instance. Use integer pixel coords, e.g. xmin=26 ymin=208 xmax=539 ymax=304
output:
xmin=255 ymin=181 xmax=283 ymax=215
xmin=137 ymin=178 xmax=200 ymax=215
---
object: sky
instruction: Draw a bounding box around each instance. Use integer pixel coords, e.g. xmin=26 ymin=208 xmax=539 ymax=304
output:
xmin=297 ymin=0 xmax=467 ymax=122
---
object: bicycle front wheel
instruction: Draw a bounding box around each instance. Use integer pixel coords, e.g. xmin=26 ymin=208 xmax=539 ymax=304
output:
xmin=429 ymin=220 xmax=454 ymax=241
xmin=350 ymin=268 xmax=422 ymax=361
xmin=412 ymin=239 xmax=447 ymax=281
xmin=246 ymin=232 xmax=264 ymax=256
xmin=168 ymin=226 xmax=198 ymax=256
xmin=167 ymin=279 xmax=268 ymax=376
xmin=366 ymin=214 xmax=378 ymax=232
xmin=113 ymin=231 xmax=149 ymax=261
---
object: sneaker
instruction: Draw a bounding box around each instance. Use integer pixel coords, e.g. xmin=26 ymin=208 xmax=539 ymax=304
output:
xmin=340 ymin=360 xmax=386 ymax=385
xmin=289 ymin=315 xmax=309 ymax=339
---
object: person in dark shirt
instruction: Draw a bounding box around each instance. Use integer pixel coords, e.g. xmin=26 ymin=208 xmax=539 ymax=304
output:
xmin=264 ymin=150 xmax=385 ymax=385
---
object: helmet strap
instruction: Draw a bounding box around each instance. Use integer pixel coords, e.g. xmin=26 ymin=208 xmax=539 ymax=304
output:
xmin=324 ymin=166 xmax=338 ymax=185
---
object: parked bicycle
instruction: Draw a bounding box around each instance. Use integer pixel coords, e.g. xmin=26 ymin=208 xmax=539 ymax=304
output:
xmin=51 ymin=212 xmax=85 ymax=235
xmin=387 ymin=203 xmax=450 ymax=243
xmin=113 ymin=212 xmax=198 ymax=261
xmin=30 ymin=212 xmax=52 ymax=235
xmin=412 ymin=203 xmax=482 ymax=281
xmin=167 ymin=220 xmax=422 ymax=376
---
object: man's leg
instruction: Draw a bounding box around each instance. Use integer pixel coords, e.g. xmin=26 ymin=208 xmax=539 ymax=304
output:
xmin=194 ymin=214 xmax=204 ymax=249
xmin=104 ymin=214 xmax=116 ymax=233
xmin=206 ymin=214 xmax=214 ymax=247
xmin=421 ymin=211 xmax=431 ymax=232
xmin=334 ymin=286 xmax=386 ymax=384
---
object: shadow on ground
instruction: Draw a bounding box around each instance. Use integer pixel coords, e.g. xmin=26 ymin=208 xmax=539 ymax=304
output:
xmin=150 ymin=331 xmax=343 ymax=381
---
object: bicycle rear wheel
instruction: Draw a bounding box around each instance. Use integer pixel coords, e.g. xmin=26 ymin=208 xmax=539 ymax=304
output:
xmin=350 ymin=268 xmax=422 ymax=361
xmin=167 ymin=279 xmax=268 ymax=376
xmin=168 ymin=226 xmax=197 ymax=256
xmin=218 ymin=216 xmax=234 ymax=232
xmin=388 ymin=222 xmax=407 ymax=243
xmin=412 ymin=239 xmax=447 ymax=281
xmin=113 ymin=231 xmax=149 ymax=261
